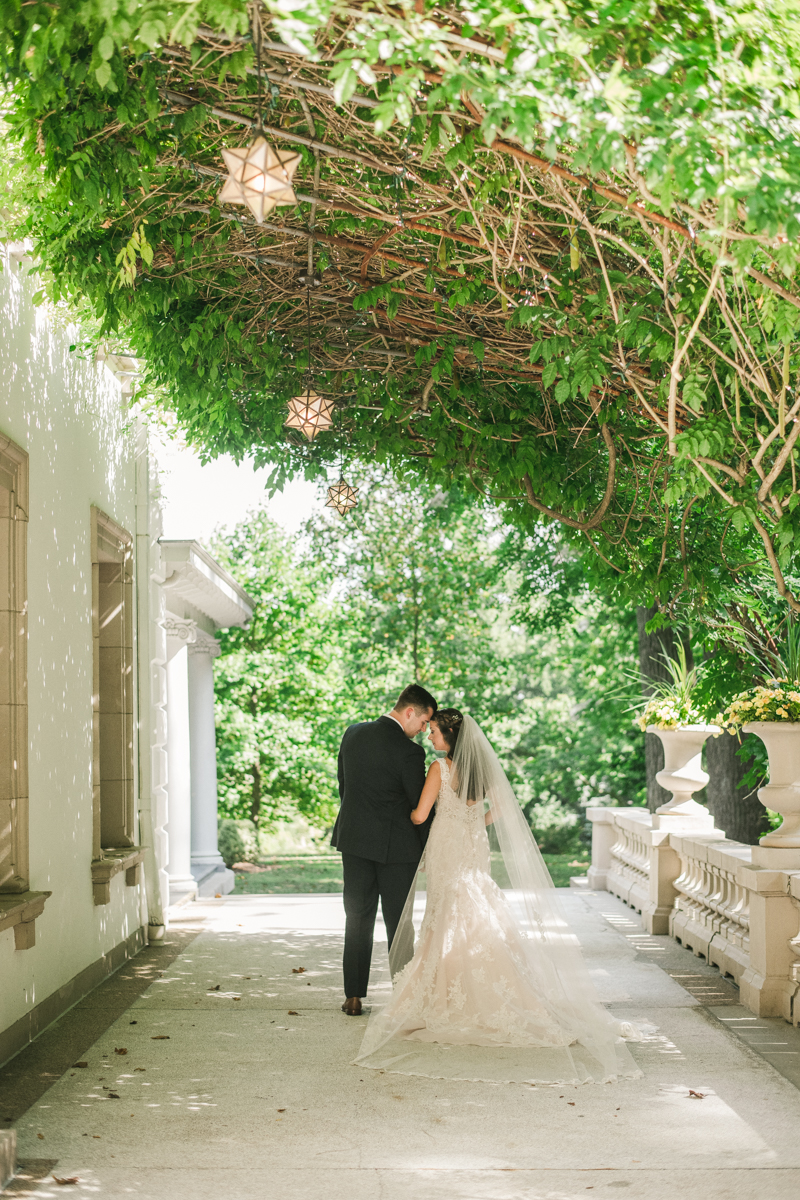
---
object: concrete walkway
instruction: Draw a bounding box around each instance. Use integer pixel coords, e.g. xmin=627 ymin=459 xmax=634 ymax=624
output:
xmin=6 ymin=889 xmax=800 ymax=1199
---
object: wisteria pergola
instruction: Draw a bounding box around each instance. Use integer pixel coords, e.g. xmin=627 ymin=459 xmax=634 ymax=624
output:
xmin=4 ymin=1 xmax=800 ymax=628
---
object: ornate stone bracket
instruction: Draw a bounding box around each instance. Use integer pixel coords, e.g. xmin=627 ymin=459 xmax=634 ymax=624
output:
xmin=188 ymin=627 xmax=221 ymax=659
xmin=0 ymin=890 xmax=51 ymax=950
xmin=164 ymin=615 xmax=197 ymax=644
xmin=91 ymin=847 xmax=145 ymax=905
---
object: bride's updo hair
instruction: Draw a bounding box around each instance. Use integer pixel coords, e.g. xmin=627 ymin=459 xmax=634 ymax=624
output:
xmin=432 ymin=708 xmax=464 ymax=756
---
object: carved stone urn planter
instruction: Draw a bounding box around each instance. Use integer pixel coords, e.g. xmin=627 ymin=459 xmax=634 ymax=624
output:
xmin=647 ymin=724 xmax=720 ymax=831
xmin=743 ymin=721 xmax=800 ymax=852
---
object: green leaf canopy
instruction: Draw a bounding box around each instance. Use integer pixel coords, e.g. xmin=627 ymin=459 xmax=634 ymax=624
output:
xmin=2 ymin=0 xmax=800 ymax=624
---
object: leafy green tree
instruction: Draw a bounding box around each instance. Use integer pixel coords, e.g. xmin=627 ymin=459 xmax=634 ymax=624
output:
xmin=306 ymin=478 xmax=502 ymax=702
xmin=212 ymin=477 xmax=644 ymax=851
xmin=211 ymin=510 xmax=342 ymax=830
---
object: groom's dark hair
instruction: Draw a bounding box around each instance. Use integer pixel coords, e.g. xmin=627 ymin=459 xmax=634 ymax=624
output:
xmin=394 ymin=684 xmax=437 ymax=715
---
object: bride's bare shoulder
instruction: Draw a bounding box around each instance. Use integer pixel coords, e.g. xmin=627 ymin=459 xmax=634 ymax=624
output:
xmin=427 ymin=758 xmax=442 ymax=778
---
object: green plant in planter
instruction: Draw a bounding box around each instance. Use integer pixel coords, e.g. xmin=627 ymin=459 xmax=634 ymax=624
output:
xmin=718 ymin=619 xmax=800 ymax=733
xmin=633 ymin=643 xmax=705 ymax=731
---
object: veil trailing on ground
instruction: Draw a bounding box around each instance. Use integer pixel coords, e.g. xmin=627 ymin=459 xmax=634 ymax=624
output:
xmin=355 ymin=715 xmax=643 ymax=1085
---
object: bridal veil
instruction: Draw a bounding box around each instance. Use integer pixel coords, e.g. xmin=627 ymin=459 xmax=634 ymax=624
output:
xmin=355 ymin=715 xmax=643 ymax=1085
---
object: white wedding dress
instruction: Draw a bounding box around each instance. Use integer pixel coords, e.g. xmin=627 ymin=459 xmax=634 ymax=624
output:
xmin=355 ymin=717 xmax=643 ymax=1086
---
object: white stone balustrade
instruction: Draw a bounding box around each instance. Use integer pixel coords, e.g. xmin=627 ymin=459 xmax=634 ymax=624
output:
xmin=586 ymin=806 xmax=800 ymax=1024
xmin=669 ymin=834 xmax=752 ymax=983
xmin=602 ymin=809 xmax=651 ymax=915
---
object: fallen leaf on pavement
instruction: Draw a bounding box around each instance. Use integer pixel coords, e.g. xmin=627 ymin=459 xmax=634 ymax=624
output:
xmin=72 ymin=1062 xmax=88 ymax=1069
xmin=151 ymin=1035 xmax=170 ymax=1040
xmin=292 ymin=967 xmax=306 ymax=974
xmin=208 ymin=984 xmax=220 ymax=991
xmin=107 ymin=1093 xmax=120 ymax=1100
xmin=53 ymin=1176 xmax=79 ymax=1185
xmin=114 ymin=1048 xmax=128 ymax=1055
xmin=288 ymin=1011 xmax=299 ymax=1016
xmin=688 ymin=1090 xmax=705 ymax=1099
xmin=134 ymin=1068 xmax=146 ymax=1073
xmin=277 ymin=1108 xmax=286 ymax=1113
xmin=567 ymin=1102 xmax=575 ymax=1106
xmin=214 ymin=892 xmax=221 ymax=898
xmin=37 ymin=1133 xmax=44 ymax=1140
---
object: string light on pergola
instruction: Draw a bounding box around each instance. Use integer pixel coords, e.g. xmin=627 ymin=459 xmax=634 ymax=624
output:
xmin=285 ymin=381 xmax=335 ymax=441
xmin=285 ymin=274 xmax=333 ymax=440
xmin=217 ymin=13 xmax=300 ymax=224
xmin=325 ymin=475 xmax=359 ymax=516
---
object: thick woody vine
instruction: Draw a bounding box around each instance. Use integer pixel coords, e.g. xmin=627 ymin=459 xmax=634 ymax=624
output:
xmin=3 ymin=1 xmax=800 ymax=639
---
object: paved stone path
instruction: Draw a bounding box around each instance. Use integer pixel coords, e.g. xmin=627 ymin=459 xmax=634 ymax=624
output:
xmin=7 ymin=889 xmax=800 ymax=1199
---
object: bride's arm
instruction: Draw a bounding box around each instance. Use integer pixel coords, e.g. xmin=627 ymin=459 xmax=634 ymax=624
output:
xmin=484 ymin=808 xmax=495 ymax=827
xmin=410 ymin=760 xmax=441 ymax=825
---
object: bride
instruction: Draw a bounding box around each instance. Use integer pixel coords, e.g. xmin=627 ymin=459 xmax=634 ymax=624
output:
xmin=355 ymin=709 xmax=643 ymax=1085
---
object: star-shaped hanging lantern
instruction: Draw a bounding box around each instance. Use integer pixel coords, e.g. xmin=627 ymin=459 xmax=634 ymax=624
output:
xmin=218 ymin=136 xmax=301 ymax=223
xmin=325 ymin=477 xmax=359 ymax=516
xmin=285 ymin=386 xmax=335 ymax=441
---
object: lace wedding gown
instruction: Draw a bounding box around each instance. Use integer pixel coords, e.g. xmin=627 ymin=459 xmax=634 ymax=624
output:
xmin=386 ymin=760 xmax=570 ymax=1048
xmin=356 ymin=723 xmax=643 ymax=1086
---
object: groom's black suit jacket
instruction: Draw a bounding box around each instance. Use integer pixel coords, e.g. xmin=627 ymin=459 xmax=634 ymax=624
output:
xmin=331 ymin=716 xmax=430 ymax=863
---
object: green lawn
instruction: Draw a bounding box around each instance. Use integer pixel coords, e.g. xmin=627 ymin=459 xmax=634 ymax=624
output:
xmin=230 ymin=852 xmax=589 ymax=893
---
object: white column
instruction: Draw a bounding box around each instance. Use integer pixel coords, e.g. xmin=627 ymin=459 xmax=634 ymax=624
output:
xmin=165 ymin=639 xmax=196 ymax=901
xmin=187 ymin=630 xmax=228 ymax=884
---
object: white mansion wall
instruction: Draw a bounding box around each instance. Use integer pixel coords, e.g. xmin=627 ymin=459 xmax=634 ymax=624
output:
xmin=0 ymin=247 xmax=147 ymax=1045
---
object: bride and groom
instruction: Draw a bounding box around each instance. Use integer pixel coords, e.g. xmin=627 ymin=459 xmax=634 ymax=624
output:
xmin=332 ymin=685 xmax=642 ymax=1085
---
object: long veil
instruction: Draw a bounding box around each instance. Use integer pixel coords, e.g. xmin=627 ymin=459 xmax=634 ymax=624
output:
xmin=355 ymin=715 xmax=643 ymax=1085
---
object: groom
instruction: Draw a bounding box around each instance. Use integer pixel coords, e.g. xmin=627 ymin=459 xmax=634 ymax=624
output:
xmin=332 ymin=684 xmax=437 ymax=1015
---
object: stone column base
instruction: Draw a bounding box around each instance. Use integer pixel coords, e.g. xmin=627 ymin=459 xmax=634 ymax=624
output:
xmin=168 ymin=874 xmax=198 ymax=907
xmin=738 ymin=966 xmax=797 ymax=1021
xmin=193 ymin=861 xmax=235 ymax=897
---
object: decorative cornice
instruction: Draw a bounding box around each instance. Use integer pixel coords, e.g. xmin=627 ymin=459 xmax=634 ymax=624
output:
xmin=164 ymin=616 xmax=197 ymax=644
xmin=159 ymin=540 xmax=254 ymax=630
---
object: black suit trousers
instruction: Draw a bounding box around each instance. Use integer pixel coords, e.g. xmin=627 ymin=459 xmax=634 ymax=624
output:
xmin=341 ymin=854 xmax=418 ymax=999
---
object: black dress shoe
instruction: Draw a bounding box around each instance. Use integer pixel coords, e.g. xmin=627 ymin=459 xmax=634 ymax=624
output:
xmin=341 ymin=997 xmax=363 ymax=1015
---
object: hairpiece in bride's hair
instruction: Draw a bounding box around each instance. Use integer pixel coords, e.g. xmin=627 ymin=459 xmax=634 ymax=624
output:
xmin=433 ymin=708 xmax=463 ymax=755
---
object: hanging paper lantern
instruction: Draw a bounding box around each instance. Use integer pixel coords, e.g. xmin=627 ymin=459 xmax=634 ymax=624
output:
xmin=218 ymin=136 xmax=301 ymax=224
xmin=325 ymin=477 xmax=359 ymax=516
xmin=285 ymin=387 xmax=335 ymax=441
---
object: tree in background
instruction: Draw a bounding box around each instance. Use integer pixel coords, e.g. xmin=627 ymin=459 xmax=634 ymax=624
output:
xmin=212 ymin=475 xmax=645 ymax=852
xmin=306 ymin=479 xmax=501 ymax=705
xmin=212 ymin=510 xmax=342 ymax=833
